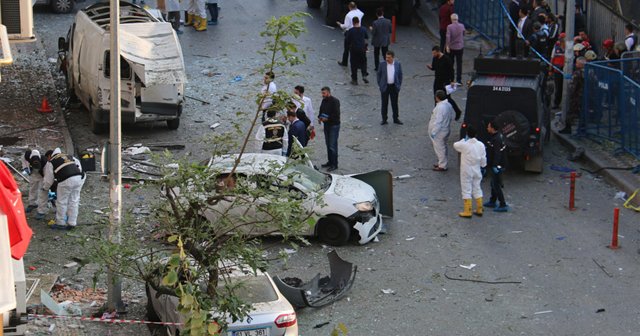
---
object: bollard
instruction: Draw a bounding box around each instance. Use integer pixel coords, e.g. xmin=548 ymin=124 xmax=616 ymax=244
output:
xmin=569 ymin=171 xmax=576 ymax=211
xmin=608 ymin=208 xmax=620 ymax=249
xmin=391 ymin=16 xmax=396 ymax=43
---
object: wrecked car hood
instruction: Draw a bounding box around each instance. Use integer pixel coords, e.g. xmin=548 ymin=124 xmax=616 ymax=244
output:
xmin=120 ymin=22 xmax=186 ymax=85
xmin=330 ymin=175 xmax=375 ymax=203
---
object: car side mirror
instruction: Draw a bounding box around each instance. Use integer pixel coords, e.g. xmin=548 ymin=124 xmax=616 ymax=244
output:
xmin=58 ymin=37 xmax=68 ymax=52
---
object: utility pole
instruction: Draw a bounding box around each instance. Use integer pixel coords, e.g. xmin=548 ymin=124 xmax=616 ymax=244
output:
xmin=107 ymin=0 xmax=123 ymax=312
xmin=560 ymin=0 xmax=575 ymax=129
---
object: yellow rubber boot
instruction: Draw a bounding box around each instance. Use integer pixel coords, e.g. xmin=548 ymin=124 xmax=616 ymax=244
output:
xmin=474 ymin=197 xmax=483 ymax=216
xmin=459 ymin=199 xmax=473 ymax=218
xmin=185 ymin=13 xmax=194 ymax=26
xmin=195 ymin=16 xmax=207 ymax=31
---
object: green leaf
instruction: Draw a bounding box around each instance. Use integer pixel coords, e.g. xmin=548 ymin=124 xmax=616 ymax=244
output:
xmin=162 ymin=270 xmax=178 ymax=286
xmin=181 ymin=294 xmax=195 ymax=308
xmin=167 ymin=235 xmax=178 ymax=243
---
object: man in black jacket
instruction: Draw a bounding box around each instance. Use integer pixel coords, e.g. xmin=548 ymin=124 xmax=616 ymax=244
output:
xmin=345 ymin=16 xmax=369 ymax=85
xmin=484 ymin=121 xmax=509 ymax=212
xmin=318 ymin=87 xmax=341 ymax=172
xmin=427 ymin=46 xmax=461 ymax=120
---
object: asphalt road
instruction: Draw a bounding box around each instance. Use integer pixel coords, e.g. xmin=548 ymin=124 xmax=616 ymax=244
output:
xmin=33 ymin=1 xmax=640 ymax=335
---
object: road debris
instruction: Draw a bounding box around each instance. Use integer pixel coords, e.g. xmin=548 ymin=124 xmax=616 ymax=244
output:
xmin=444 ymin=270 xmax=521 ymax=284
xmin=394 ymin=174 xmax=411 ymax=180
xmin=533 ymin=310 xmax=553 ymax=315
xmin=459 ymin=264 xmax=476 ymax=270
xmin=596 ymin=308 xmax=605 ymax=313
xmin=210 ymin=122 xmax=221 ymax=130
xmin=381 ymin=288 xmax=395 ymax=295
xmin=592 ymin=258 xmax=613 ymax=278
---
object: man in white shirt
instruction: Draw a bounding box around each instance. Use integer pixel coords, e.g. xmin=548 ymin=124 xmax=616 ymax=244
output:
xmin=376 ymin=50 xmax=403 ymax=125
xmin=624 ymin=23 xmax=637 ymax=52
xmin=260 ymin=71 xmax=277 ymax=122
xmin=337 ymin=2 xmax=364 ymax=67
xmin=293 ymin=85 xmax=315 ymax=130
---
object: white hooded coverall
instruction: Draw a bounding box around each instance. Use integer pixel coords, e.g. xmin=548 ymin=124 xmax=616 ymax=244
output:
xmin=21 ymin=150 xmax=49 ymax=215
xmin=428 ymin=99 xmax=455 ymax=169
xmin=453 ymin=137 xmax=487 ymax=199
xmin=42 ymin=148 xmax=85 ymax=227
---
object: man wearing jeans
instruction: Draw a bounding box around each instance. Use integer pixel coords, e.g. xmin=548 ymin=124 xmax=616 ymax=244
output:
xmin=445 ymin=13 xmax=465 ymax=84
xmin=318 ymin=87 xmax=341 ymax=172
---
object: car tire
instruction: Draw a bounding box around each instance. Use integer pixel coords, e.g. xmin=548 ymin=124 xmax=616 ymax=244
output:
xmin=89 ymin=103 xmax=107 ymax=134
xmin=51 ymin=0 xmax=74 ymax=13
xmin=324 ymin=0 xmax=341 ymax=27
xmin=317 ymin=215 xmax=350 ymax=246
xmin=307 ymin=0 xmax=321 ymax=8
xmin=167 ymin=118 xmax=180 ymax=130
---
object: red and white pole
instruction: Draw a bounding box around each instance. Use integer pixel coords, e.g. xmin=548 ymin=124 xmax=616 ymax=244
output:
xmin=608 ymin=208 xmax=620 ymax=249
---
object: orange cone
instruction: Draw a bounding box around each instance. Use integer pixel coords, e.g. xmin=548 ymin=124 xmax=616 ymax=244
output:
xmin=37 ymin=97 xmax=53 ymax=113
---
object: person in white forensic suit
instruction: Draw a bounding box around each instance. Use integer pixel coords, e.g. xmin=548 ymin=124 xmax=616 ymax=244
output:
xmin=42 ymin=148 xmax=85 ymax=230
xmin=21 ymin=149 xmax=49 ymax=217
xmin=453 ymin=125 xmax=487 ymax=218
xmin=428 ymin=90 xmax=455 ymax=171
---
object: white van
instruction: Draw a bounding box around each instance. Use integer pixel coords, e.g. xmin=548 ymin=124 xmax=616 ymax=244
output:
xmin=59 ymin=2 xmax=186 ymax=133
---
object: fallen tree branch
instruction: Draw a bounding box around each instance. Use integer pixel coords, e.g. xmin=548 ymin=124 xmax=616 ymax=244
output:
xmin=444 ymin=270 xmax=522 ymax=284
xmin=592 ymin=258 xmax=613 ymax=278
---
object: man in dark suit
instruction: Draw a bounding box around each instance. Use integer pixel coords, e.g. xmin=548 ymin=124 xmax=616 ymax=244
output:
xmin=516 ymin=7 xmax=533 ymax=57
xmin=376 ymin=50 xmax=403 ymax=125
xmin=370 ymin=7 xmax=392 ymax=72
xmin=345 ymin=16 xmax=369 ymax=85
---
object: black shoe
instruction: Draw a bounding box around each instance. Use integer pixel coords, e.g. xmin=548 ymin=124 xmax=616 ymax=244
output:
xmin=321 ymin=162 xmax=331 ymax=168
xmin=350 ymin=80 xmax=358 ymax=85
xmin=393 ymin=119 xmax=403 ymax=125
xmin=381 ymin=120 xmax=388 ymax=125
xmin=338 ymin=61 xmax=347 ymax=66
xmin=327 ymin=166 xmax=338 ymax=172
xmin=363 ymin=78 xmax=369 ymax=84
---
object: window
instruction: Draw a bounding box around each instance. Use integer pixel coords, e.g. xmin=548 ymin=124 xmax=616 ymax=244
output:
xmin=103 ymin=51 xmax=132 ymax=79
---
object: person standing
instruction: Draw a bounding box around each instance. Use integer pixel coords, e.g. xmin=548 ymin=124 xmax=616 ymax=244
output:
xmin=293 ymin=85 xmax=315 ymax=131
xmin=205 ymin=0 xmax=219 ymax=25
xmin=445 ymin=13 xmax=465 ymax=84
xmin=624 ymin=23 xmax=638 ymax=52
xmin=337 ymin=2 xmax=364 ymax=67
xmin=286 ymin=106 xmax=309 ymax=157
xmin=560 ymin=56 xmax=586 ymax=134
xmin=42 ymin=148 xmax=85 ymax=230
xmin=508 ymin=0 xmax=521 ymax=57
xmin=516 ymin=7 xmax=533 ymax=57
xmin=376 ymin=50 xmax=403 ymax=125
xmin=255 ymin=110 xmax=288 ymax=156
xmin=550 ymin=33 xmax=565 ymax=109
xmin=186 ymin=0 xmax=207 ymax=31
xmin=453 ymin=125 xmax=486 ymax=218
xmin=484 ymin=121 xmax=509 ymax=212
xmin=345 ymin=17 xmax=369 ymax=85
xmin=318 ymin=87 xmax=340 ymax=172
xmin=428 ymin=90 xmax=455 ymax=171
xmin=438 ymin=0 xmax=455 ymax=54
xmin=260 ymin=71 xmax=277 ymax=122
xmin=21 ymin=149 xmax=48 ymax=218
xmin=160 ymin=0 xmax=183 ymax=34
xmin=427 ymin=46 xmax=461 ymax=120
xmin=370 ymin=8 xmax=392 ymax=72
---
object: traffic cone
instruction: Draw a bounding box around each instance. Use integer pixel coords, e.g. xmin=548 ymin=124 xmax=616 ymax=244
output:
xmin=37 ymin=97 xmax=53 ymax=113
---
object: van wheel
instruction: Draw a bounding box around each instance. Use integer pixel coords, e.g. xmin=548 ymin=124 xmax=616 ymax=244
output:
xmin=317 ymin=215 xmax=350 ymax=246
xmin=51 ymin=0 xmax=74 ymax=13
xmin=307 ymin=0 xmax=321 ymax=8
xmin=324 ymin=0 xmax=341 ymax=26
xmin=89 ymin=104 xmax=107 ymax=134
xmin=167 ymin=118 xmax=180 ymax=130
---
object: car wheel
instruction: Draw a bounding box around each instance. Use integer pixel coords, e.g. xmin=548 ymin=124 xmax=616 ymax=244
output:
xmin=317 ymin=215 xmax=350 ymax=246
xmin=89 ymin=103 xmax=107 ymax=134
xmin=307 ymin=0 xmax=321 ymax=8
xmin=51 ymin=0 xmax=74 ymax=13
xmin=324 ymin=0 xmax=341 ymax=26
xmin=167 ymin=118 xmax=180 ymax=130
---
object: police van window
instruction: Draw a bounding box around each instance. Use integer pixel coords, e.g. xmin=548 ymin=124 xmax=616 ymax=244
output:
xmin=103 ymin=51 xmax=132 ymax=79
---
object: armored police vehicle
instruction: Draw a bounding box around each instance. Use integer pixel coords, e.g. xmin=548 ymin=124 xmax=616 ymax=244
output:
xmin=58 ymin=1 xmax=186 ymax=134
xmin=461 ymin=57 xmax=550 ymax=173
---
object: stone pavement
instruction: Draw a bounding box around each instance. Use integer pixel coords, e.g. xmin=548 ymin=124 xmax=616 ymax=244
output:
xmin=413 ymin=0 xmax=639 ymax=208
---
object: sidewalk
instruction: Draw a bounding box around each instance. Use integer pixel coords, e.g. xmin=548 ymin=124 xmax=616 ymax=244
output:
xmin=412 ymin=1 xmax=639 ymax=208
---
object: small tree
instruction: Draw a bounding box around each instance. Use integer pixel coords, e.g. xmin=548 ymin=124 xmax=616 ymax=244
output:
xmin=87 ymin=12 xmax=315 ymax=335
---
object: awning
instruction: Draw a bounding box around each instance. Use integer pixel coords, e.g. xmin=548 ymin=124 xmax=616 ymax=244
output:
xmin=119 ymin=22 xmax=186 ymax=85
xmin=0 ymin=162 xmax=32 ymax=260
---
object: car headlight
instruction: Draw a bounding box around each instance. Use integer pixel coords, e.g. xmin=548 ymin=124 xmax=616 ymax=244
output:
xmin=354 ymin=201 xmax=374 ymax=212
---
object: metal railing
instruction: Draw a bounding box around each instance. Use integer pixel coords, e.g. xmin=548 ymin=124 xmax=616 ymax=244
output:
xmin=454 ymin=0 xmax=507 ymax=53
xmin=581 ymin=58 xmax=640 ymax=159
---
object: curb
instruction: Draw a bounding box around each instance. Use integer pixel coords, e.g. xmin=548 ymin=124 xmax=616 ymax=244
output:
xmin=553 ymin=130 xmax=640 ymax=208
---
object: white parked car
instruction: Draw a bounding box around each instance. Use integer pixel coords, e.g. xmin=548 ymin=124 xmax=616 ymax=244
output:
xmin=200 ymin=153 xmax=385 ymax=245
xmin=147 ymin=267 xmax=298 ymax=336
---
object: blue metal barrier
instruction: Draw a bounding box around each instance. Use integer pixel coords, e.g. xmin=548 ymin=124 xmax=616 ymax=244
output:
xmin=455 ymin=0 xmax=506 ymax=53
xmin=581 ymin=59 xmax=640 ymax=159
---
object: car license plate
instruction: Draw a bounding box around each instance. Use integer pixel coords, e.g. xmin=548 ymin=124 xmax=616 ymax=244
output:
xmin=232 ymin=328 xmax=270 ymax=336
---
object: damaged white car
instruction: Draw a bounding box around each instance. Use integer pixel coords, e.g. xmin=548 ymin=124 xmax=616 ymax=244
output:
xmin=200 ymin=153 xmax=391 ymax=245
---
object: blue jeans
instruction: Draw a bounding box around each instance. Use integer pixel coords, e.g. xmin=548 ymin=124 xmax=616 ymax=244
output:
xmin=323 ymin=124 xmax=340 ymax=167
xmin=490 ymin=171 xmax=505 ymax=206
